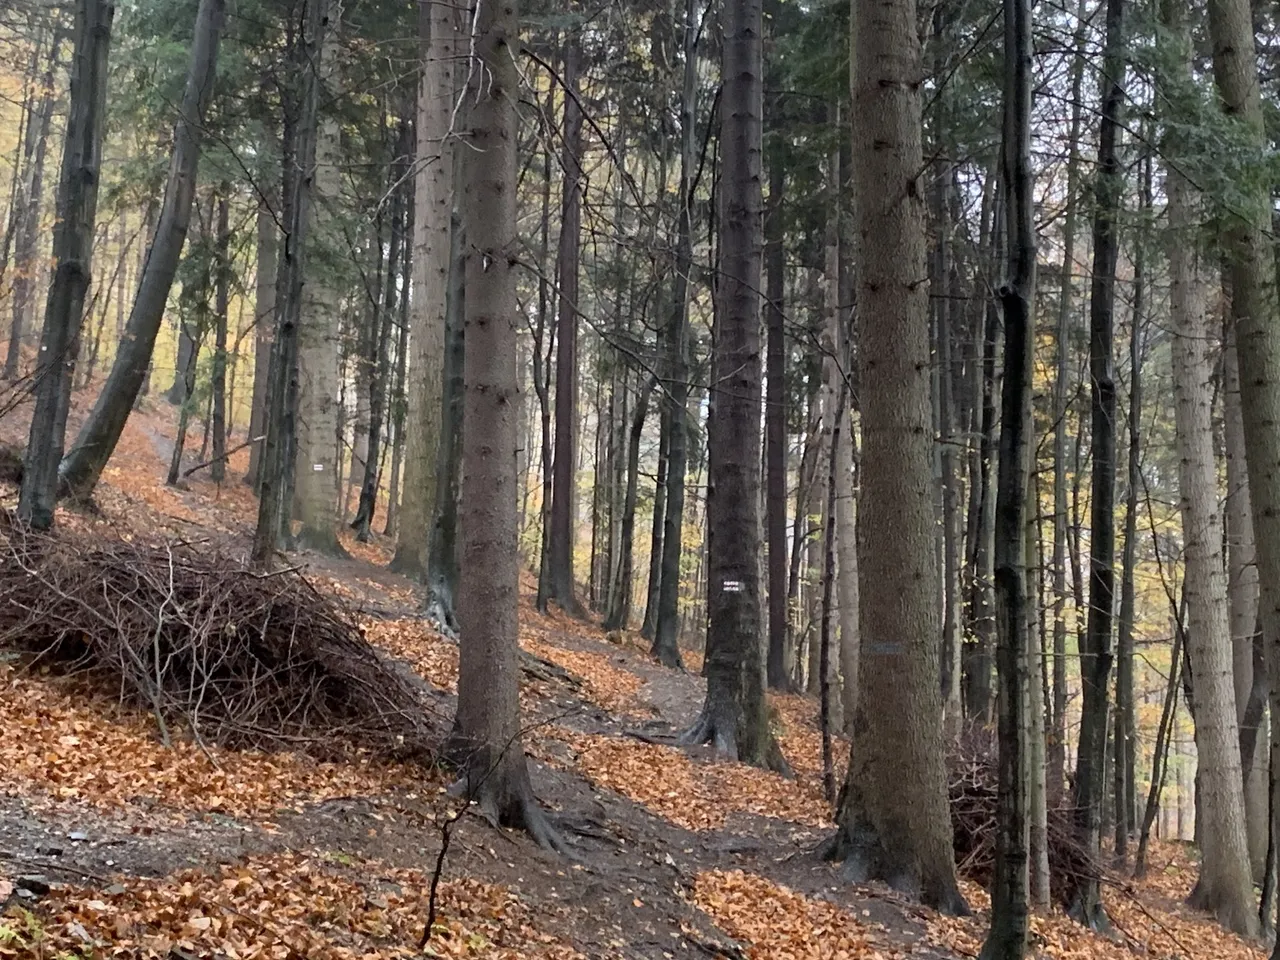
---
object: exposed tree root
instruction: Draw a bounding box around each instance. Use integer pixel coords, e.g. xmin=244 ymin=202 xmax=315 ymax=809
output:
xmin=820 ymin=819 xmax=970 ymax=917
xmin=444 ymin=740 xmax=571 ymax=855
xmin=678 ymin=702 xmax=793 ymax=778
xmin=294 ymin=526 xmax=351 ymax=559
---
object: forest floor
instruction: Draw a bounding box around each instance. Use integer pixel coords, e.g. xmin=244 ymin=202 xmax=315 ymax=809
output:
xmin=0 ymin=386 xmax=1268 ymax=960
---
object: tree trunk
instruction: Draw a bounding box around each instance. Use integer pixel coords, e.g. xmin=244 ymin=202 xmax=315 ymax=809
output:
xmin=246 ymin=198 xmax=278 ymax=490
xmin=57 ymin=0 xmax=225 ymax=503
xmin=446 ymin=0 xmax=562 ymax=848
xmin=167 ymin=319 xmax=202 ymax=486
xmin=653 ymin=2 xmax=699 ymax=668
xmin=825 ymin=0 xmax=966 ymax=914
xmin=1115 ymin=156 xmax=1148 ymax=863
xmin=18 ymin=0 xmax=114 ymax=530
xmin=835 ymin=281 xmax=859 ymax=732
xmin=981 ymin=0 xmax=1035 ymax=944
xmin=965 ymin=210 xmax=1001 ymax=724
xmin=5 ymin=31 xmax=60 ymax=381
xmin=605 ymin=378 xmax=655 ymax=632
xmin=1050 ymin=0 xmax=1089 ymax=796
xmin=1166 ymin=161 xmax=1258 ymax=933
xmin=210 ymin=192 xmax=230 ymax=483
xmin=425 ymin=199 xmax=466 ymax=632
xmin=1069 ymin=0 xmax=1125 ymax=928
xmin=544 ymin=36 xmax=585 ymax=615
xmin=681 ymin=0 xmax=783 ymax=773
xmin=392 ymin=0 xmax=456 ymax=578
xmin=250 ymin=0 xmax=327 ymax=568
xmin=640 ymin=415 xmax=668 ymax=639
xmin=765 ymin=152 xmax=789 ymax=690
xmin=292 ymin=19 xmax=344 ymax=555
xmin=382 ymin=210 xmax=413 ymax=537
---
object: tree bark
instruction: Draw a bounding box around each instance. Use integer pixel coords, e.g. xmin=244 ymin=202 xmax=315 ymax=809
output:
xmin=352 ymin=125 xmax=408 ymax=539
xmin=292 ymin=19 xmax=344 ymax=555
xmin=605 ymin=378 xmax=656 ymax=632
xmin=1069 ymin=0 xmax=1125 ymax=929
xmin=210 ymin=192 xmax=230 ymax=483
xmin=250 ymin=0 xmax=328 ymax=568
xmin=5 ymin=30 xmax=60 ymax=381
xmin=981 ymin=0 xmax=1035 ymax=945
xmin=392 ymin=0 xmax=456 ymax=578
xmin=544 ymin=35 xmax=585 ymax=615
xmin=681 ymin=0 xmax=783 ymax=773
xmin=446 ymin=0 xmax=562 ymax=848
xmin=652 ymin=0 xmax=699 ymax=668
xmin=246 ymin=198 xmax=278 ymax=490
xmin=1115 ymin=155 xmax=1149 ymax=863
xmin=765 ymin=150 xmax=789 ymax=689
xmin=1049 ymin=0 xmax=1089 ymax=796
xmin=57 ymin=0 xmax=224 ymax=503
xmin=1166 ymin=156 xmax=1258 ymax=934
xmin=824 ymin=0 xmax=966 ymax=914
xmin=18 ymin=0 xmax=114 ymax=530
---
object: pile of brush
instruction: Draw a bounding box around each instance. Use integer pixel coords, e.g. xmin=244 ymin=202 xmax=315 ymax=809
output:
xmin=949 ymin=726 xmax=1102 ymax=906
xmin=0 ymin=522 xmax=440 ymax=761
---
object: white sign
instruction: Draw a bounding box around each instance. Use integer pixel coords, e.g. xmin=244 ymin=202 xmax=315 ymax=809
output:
xmin=313 ymin=463 xmax=325 ymax=471
xmin=722 ymin=580 xmax=743 ymax=593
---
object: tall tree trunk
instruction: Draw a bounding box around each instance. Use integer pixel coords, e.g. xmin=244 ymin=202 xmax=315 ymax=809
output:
xmin=1115 ymin=156 xmax=1148 ymax=863
xmin=18 ymin=0 xmax=114 ymax=529
xmin=1225 ymin=323 xmax=1270 ymax=877
xmin=1049 ymin=0 xmax=1089 ymax=795
xmin=5 ymin=31 xmax=60 ymax=381
xmin=765 ymin=152 xmax=789 ymax=689
xmin=210 ymin=191 xmax=230 ymax=483
xmin=425 ymin=199 xmax=466 ymax=631
xmin=292 ymin=19 xmax=344 ymax=554
xmin=965 ymin=206 xmax=1001 ymax=724
xmin=680 ymin=0 xmax=783 ymax=774
xmin=1136 ymin=617 xmax=1185 ymax=875
xmin=605 ymin=379 xmax=655 ymax=631
xmin=825 ymin=0 xmax=966 ymax=914
xmin=392 ymin=0 xmax=456 ymax=577
xmin=250 ymin=0 xmax=327 ymax=568
xmin=653 ymin=2 xmax=699 ymax=668
xmin=57 ymin=0 xmax=225 ymax=503
xmin=640 ymin=416 xmax=668 ymax=638
xmin=982 ymin=0 xmax=1035 ymax=945
xmin=167 ymin=318 xmax=202 ymax=486
xmin=1167 ymin=158 xmax=1258 ymax=933
xmin=1069 ymin=0 xmax=1125 ymax=928
xmin=835 ymin=271 xmax=860 ymax=732
xmin=353 ymin=123 xmax=409 ymax=540
xmin=545 ymin=35 xmax=585 ymax=615
xmin=246 ymin=197 xmax=278 ymax=490
xmin=383 ymin=207 xmax=413 ymax=537
xmin=447 ymin=0 xmax=562 ymax=848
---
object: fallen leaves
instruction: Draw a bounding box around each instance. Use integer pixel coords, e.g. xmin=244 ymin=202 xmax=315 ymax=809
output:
xmin=693 ymin=869 xmax=902 ymax=960
xmin=18 ymin=852 xmax=583 ymax=959
xmin=521 ymin=631 xmax=646 ymax=716
xmin=0 ymin=664 xmax=423 ymax=818
xmin=365 ymin=618 xmax=460 ymax=693
xmin=551 ymin=728 xmax=829 ymax=830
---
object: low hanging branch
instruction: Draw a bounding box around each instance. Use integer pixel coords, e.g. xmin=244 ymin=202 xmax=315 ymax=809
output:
xmin=182 ymin=434 xmax=264 ymax=479
xmin=0 ymin=523 xmax=442 ymax=759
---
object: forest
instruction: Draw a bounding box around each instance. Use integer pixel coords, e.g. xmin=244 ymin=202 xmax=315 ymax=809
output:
xmin=0 ymin=0 xmax=1278 ymax=954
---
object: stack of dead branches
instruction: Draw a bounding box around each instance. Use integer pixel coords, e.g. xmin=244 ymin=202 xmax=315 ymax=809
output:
xmin=948 ymin=726 xmax=1102 ymax=907
xmin=0 ymin=523 xmax=441 ymax=761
